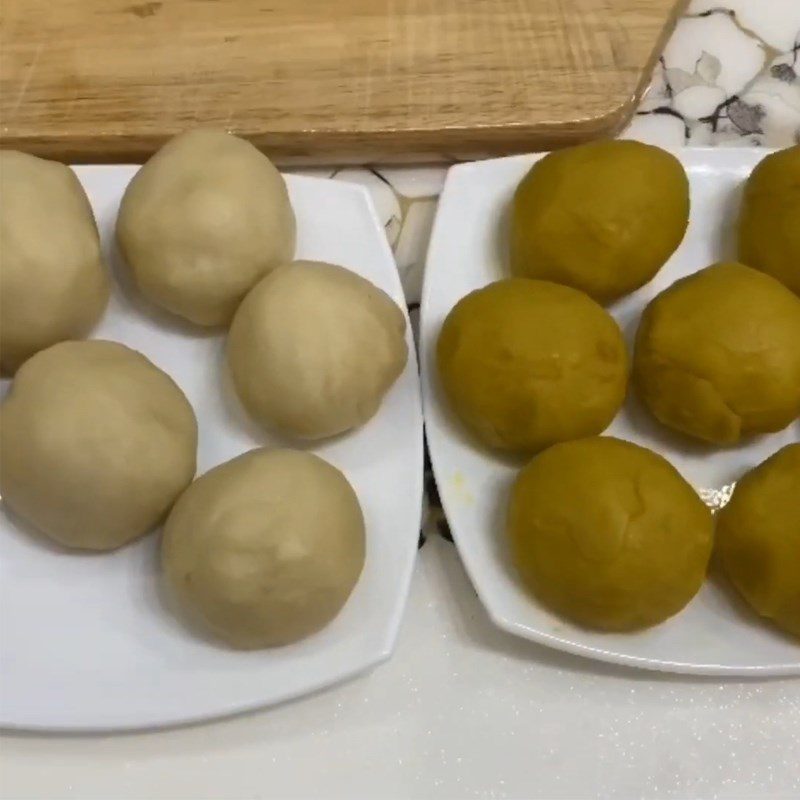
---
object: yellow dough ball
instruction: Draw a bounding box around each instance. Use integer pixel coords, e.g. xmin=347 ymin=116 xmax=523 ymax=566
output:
xmin=0 ymin=341 xmax=197 ymax=551
xmin=716 ymin=444 xmax=800 ymax=638
xmin=116 ymin=129 xmax=296 ymax=326
xmin=738 ymin=145 xmax=800 ymax=296
xmin=162 ymin=449 xmax=365 ymax=648
xmin=507 ymin=437 xmax=714 ymax=630
xmin=0 ymin=151 xmax=109 ymax=375
xmin=436 ymin=279 xmax=628 ymax=454
xmin=634 ymin=262 xmax=800 ymax=445
xmin=510 ymin=140 xmax=689 ymax=304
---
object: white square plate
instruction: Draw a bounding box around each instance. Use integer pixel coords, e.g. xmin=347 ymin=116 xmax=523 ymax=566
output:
xmin=421 ymin=149 xmax=800 ymax=676
xmin=0 ymin=168 xmax=424 ymax=731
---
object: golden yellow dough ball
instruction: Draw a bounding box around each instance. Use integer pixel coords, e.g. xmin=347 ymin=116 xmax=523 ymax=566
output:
xmin=738 ymin=145 xmax=800 ymax=297
xmin=507 ymin=437 xmax=714 ymax=631
xmin=634 ymin=262 xmax=800 ymax=445
xmin=436 ymin=279 xmax=628 ymax=454
xmin=716 ymin=444 xmax=800 ymax=639
xmin=510 ymin=140 xmax=689 ymax=304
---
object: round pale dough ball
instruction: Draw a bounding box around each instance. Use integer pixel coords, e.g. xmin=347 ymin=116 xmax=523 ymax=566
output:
xmin=716 ymin=444 xmax=800 ymax=639
xmin=436 ymin=278 xmax=628 ymax=454
xmin=510 ymin=140 xmax=689 ymax=304
xmin=507 ymin=437 xmax=714 ymax=630
xmin=116 ymin=129 xmax=296 ymax=326
xmin=0 ymin=340 xmax=197 ymax=551
xmin=0 ymin=150 xmax=109 ymax=374
xmin=227 ymin=260 xmax=408 ymax=439
xmin=162 ymin=448 xmax=366 ymax=648
xmin=634 ymin=262 xmax=800 ymax=445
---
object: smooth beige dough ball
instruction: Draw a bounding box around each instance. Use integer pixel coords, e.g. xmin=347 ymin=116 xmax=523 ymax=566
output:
xmin=227 ymin=261 xmax=408 ymax=439
xmin=0 ymin=150 xmax=110 ymax=375
xmin=162 ymin=448 xmax=366 ymax=648
xmin=116 ymin=129 xmax=296 ymax=326
xmin=0 ymin=340 xmax=198 ymax=551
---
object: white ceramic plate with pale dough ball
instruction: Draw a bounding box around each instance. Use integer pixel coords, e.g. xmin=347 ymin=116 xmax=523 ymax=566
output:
xmin=0 ymin=167 xmax=423 ymax=731
xmin=421 ymin=148 xmax=800 ymax=676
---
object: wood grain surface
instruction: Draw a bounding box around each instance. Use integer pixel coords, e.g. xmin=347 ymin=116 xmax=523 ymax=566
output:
xmin=0 ymin=0 xmax=685 ymax=163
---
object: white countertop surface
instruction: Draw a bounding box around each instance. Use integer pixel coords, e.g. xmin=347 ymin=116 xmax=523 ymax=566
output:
xmin=3 ymin=537 xmax=799 ymax=799
xmin=3 ymin=1 xmax=800 ymax=797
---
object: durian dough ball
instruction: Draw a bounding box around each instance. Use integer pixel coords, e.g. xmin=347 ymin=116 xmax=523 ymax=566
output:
xmin=738 ymin=145 xmax=800 ymax=296
xmin=0 ymin=340 xmax=197 ymax=551
xmin=227 ymin=261 xmax=408 ymax=440
xmin=507 ymin=436 xmax=714 ymax=631
xmin=162 ymin=448 xmax=366 ymax=648
xmin=510 ymin=140 xmax=689 ymax=304
xmin=116 ymin=129 xmax=296 ymax=326
xmin=0 ymin=150 xmax=109 ymax=375
xmin=716 ymin=444 xmax=800 ymax=638
xmin=436 ymin=278 xmax=628 ymax=454
xmin=634 ymin=262 xmax=800 ymax=445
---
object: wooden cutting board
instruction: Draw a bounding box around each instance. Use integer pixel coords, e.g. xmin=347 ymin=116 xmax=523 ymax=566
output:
xmin=0 ymin=0 xmax=685 ymax=164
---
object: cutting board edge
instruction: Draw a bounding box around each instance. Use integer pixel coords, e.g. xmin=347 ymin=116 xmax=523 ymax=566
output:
xmin=0 ymin=0 xmax=686 ymax=165
xmin=0 ymin=98 xmax=634 ymax=165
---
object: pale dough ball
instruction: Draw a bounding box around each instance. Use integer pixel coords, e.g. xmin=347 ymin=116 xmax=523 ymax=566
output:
xmin=0 ymin=340 xmax=197 ymax=551
xmin=116 ymin=129 xmax=296 ymax=326
xmin=0 ymin=150 xmax=109 ymax=374
xmin=162 ymin=448 xmax=366 ymax=648
xmin=227 ymin=261 xmax=408 ymax=439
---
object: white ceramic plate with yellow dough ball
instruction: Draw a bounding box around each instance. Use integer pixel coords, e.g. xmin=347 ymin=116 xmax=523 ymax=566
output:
xmin=0 ymin=167 xmax=423 ymax=731
xmin=421 ymin=148 xmax=800 ymax=676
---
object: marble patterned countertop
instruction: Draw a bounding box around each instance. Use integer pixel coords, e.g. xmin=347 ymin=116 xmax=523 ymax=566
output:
xmin=2 ymin=2 xmax=799 ymax=799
